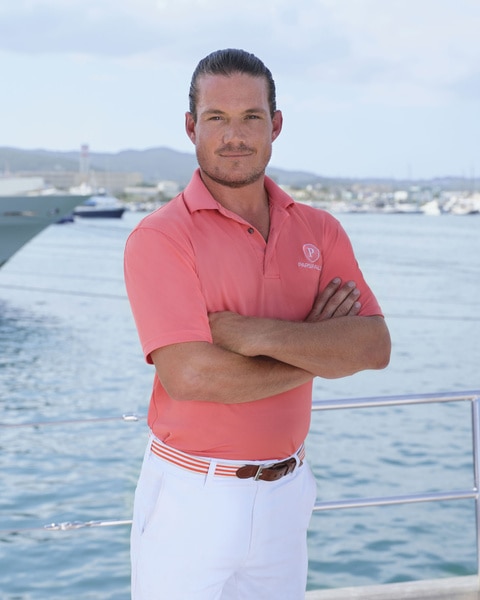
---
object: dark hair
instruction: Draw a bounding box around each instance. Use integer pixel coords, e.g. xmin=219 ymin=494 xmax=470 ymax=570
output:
xmin=188 ymin=48 xmax=277 ymax=121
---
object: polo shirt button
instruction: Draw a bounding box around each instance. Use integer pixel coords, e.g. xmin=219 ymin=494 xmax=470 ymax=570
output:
xmin=247 ymin=227 xmax=255 ymax=234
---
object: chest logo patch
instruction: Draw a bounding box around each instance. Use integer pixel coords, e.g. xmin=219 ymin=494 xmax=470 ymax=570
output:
xmin=302 ymin=244 xmax=320 ymax=263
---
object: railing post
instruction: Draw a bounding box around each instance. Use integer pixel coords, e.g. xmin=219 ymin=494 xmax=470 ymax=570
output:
xmin=471 ymin=396 xmax=480 ymax=579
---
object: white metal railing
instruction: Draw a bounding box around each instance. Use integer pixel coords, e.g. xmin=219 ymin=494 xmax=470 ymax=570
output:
xmin=310 ymin=390 xmax=480 ymax=574
xmin=2 ymin=389 xmax=480 ymax=580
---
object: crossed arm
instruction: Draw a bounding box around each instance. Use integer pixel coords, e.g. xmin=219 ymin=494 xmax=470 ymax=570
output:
xmin=151 ymin=278 xmax=391 ymax=404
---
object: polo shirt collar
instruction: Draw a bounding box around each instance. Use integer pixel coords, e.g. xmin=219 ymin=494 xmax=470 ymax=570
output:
xmin=183 ymin=169 xmax=295 ymax=214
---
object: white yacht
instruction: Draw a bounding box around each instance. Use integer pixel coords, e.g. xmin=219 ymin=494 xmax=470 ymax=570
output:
xmin=0 ymin=180 xmax=89 ymax=268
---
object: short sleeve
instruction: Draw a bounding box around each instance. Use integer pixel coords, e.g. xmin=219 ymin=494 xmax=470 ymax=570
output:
xmin=318 ymin=215 xmax=383 ymax=318
xmin=124 ymin=226 xmax=212 ymax=363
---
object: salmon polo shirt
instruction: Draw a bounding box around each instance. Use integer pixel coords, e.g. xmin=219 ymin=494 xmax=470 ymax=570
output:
xmin=124 ymin=170 xmax=383 ymax=461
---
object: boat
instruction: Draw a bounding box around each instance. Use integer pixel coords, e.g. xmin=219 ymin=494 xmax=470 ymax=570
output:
xmin=449 ymin=195 xmax=480 ymax=215
xmin=73 ymin=194 xmax=126 ymax=218
xmin=0 ymin=193 xmax=90 ymax=268
xmin=420 ymin=199 xmax=442 ymax=216
xmin=386 ymin=201 xmax=422 ymax=214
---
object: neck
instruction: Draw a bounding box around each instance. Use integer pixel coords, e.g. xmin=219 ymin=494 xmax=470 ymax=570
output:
xmin=200 ymin=171 xmax=270 ymax=240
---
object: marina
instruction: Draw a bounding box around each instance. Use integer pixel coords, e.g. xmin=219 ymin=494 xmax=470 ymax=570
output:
xmin=0 ymin=210 xmax=479 ymax=598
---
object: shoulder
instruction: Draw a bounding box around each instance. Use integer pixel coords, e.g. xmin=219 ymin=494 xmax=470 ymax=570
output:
xmin=128 ymin=194 xmax=192 ymax=242
xmin=265 ymin=176 xmax=341 ymax=229
xmin=137 ymin=193 xmax=186 ymax=228
xmin=290 ymin=201 xmax=343 ymax=232
xmin=125 ymin=194 xmax=196 ymax=263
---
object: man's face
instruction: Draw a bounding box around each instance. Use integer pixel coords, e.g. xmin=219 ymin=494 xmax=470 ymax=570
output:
xmin=185 ymin=72 xmax=282 ymax=188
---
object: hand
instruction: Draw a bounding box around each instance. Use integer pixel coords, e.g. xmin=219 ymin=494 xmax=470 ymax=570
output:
xmin=209 ymin=311 xmax=246 ymax=354
xmin=305 ymin=278 xmax=361 ymax=322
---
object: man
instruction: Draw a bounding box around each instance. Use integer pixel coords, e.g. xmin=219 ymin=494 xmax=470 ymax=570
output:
xmin=124 ymin=48 xmax=391 ymax=600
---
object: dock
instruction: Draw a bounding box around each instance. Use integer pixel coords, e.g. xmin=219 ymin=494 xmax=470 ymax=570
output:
xmin=306 ymin=575 xmax=479 ymax=599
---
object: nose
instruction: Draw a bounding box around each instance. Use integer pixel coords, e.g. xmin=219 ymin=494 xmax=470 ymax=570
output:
xmin=222 ymin=120 xmax=245 ymax=145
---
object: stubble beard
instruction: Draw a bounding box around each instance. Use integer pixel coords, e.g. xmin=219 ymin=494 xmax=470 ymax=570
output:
xmin=196 ymin=149 xmax=271 ymax=189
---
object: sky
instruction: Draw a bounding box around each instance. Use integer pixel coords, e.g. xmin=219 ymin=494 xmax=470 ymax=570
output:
xmin=1 ymin=0 xmax=479 ymax=180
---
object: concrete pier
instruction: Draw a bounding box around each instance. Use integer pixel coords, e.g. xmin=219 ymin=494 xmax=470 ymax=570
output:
xmin=306 ymin=575 xmax=479 ymax=599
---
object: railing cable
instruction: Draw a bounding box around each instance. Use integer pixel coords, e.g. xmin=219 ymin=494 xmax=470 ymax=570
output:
xmin=0 ymin=413 xmax=146 ymax=429
xmin=2 ymin=390 xmax=480 ymax=563
xmin=0 ymin=520 xmax=133 ymax=536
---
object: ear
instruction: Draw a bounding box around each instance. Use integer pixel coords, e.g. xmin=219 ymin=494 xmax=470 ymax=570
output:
xmin=271 ymin=110 xmax=283 ymax=142
xmin=185 ymin=112 xmax=196 ymax=144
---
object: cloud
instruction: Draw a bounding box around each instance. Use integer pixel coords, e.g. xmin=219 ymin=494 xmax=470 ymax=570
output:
xmin=0 ymin=0 xmax=479 ymax=177
xmin=319 ymin=0 xmax=480 ymax=98
xmin=2 ymin=0 xmax=479 ymax=92
xmin=0 ymin=1 xmax=168 ymax=56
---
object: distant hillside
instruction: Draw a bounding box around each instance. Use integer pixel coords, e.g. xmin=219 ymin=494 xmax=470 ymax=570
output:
xmin=0 ymin=147 xmax=79 ymax=173
xmin=0 ymin=146 xmax=324 ymax=187
xmin=0 ymin=146 xmax=475 ymax=190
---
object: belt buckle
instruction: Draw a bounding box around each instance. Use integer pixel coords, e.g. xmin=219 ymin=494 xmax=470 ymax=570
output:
xmin=254 ymin=465 xmax=264 ymax=481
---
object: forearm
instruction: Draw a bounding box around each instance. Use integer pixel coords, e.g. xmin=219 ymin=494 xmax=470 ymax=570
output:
xmin=151 ymin=341 xmax=313 ymax=404
xmin=210 ymin=314 xmax=391 ymax=379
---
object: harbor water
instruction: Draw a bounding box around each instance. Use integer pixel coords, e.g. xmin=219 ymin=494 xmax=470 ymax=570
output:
xmin=0 ymin=209 xmax=479 ymax=598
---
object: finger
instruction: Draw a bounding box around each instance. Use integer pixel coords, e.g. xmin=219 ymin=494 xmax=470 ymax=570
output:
xmin=305 ymin=278 xmax=342 ymax=322
xmin=330 ymin=283 xmax=361 ymax=317
xmin=346 ymin=299 xmax=362 ymax=317
xmin=307 ymin=281 xmax=360 ymax=321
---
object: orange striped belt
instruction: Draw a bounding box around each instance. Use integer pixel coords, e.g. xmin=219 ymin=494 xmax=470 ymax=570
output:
xmin=150 ymin=438 xmax=305 ymax=481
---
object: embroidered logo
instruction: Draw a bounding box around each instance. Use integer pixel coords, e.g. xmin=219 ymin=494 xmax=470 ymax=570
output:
xmin=302 ymin=244 xmax=320 ymax=263
xmin=298 ymin=244 xmax=322 ymax=271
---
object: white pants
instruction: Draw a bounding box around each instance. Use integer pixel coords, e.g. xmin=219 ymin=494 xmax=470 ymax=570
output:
xmin=131 ymin=438 xmax=317 ymax=600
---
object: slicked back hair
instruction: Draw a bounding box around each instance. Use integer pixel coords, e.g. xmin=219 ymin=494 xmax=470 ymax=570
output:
xmin=188 ymin=48 xmax=277 ymax=121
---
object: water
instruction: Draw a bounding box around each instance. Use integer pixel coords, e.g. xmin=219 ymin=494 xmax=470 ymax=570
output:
xmin=0 ymin=211 xmax=479 ymax=598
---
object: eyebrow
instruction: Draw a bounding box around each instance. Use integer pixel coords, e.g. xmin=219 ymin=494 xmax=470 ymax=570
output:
xmin=244 ymin=108 xmax=269 ymax=115
xmin=201 ymin=108 xmax=269 ymax=117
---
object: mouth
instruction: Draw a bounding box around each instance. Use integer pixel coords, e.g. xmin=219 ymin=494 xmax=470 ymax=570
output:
xmin=218 ymin=153 xmax=253 ymax=159
xmin=217 ymin=146 xmax=255 ymax=158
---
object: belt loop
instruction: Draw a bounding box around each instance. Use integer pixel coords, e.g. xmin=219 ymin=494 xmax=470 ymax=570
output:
xmin=294 ymin=453 xmax=302 ymax=468
xmin=296 ymin=443 xmax=305 ymax=466
xmin=206 ymin=459 xmax=217 ymax=482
